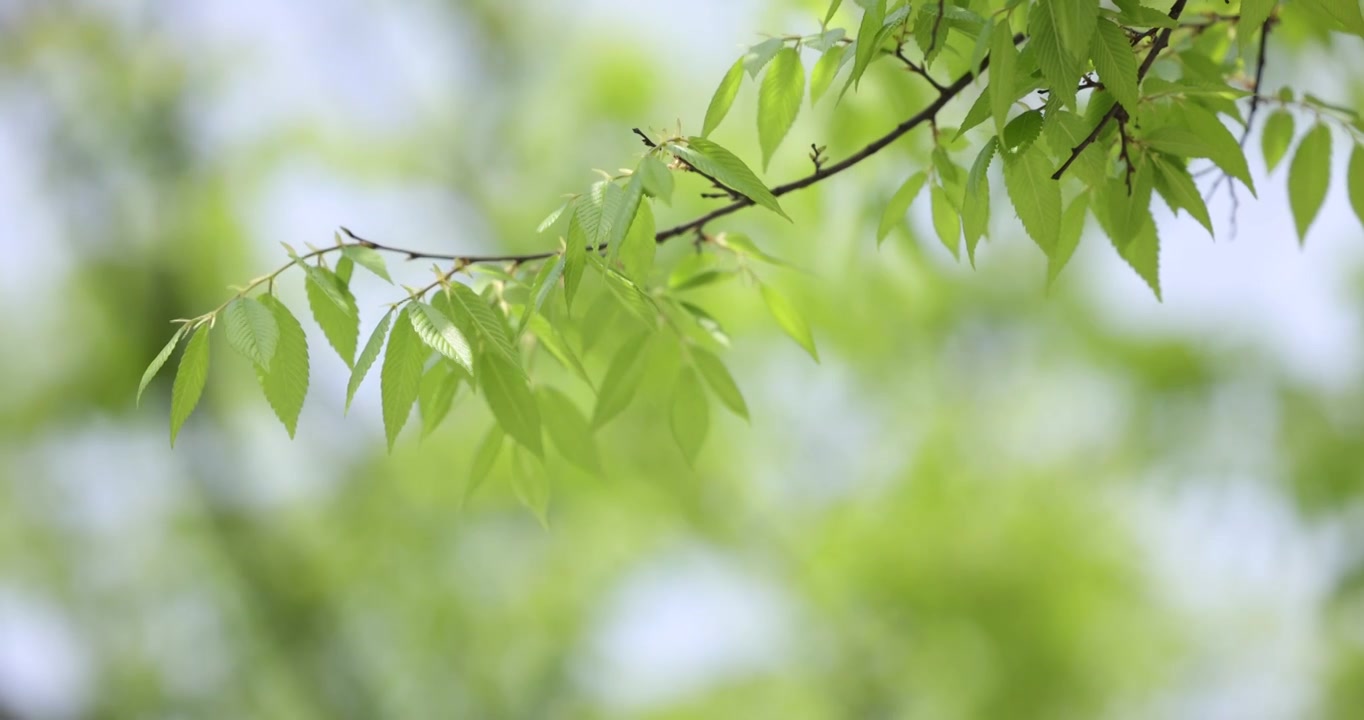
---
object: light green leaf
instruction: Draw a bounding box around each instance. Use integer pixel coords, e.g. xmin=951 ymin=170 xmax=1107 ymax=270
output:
xmin=1296 ymin=0 xmax=1364 ymax=37
xmin=823 ymin=0 xmax=843 ymax=26
xmin=443 ymin=282 xmax=516 ymax=361
xmin=961 ymin=172 xmax=990 ymax=266
xmin=847 ymin=0 xmax=886 ymax=92
xmin=930 ymin=183 xmax=961 ymax=259
xmin=1029 ymin=0 xmax=1080 ymax=109
xmin=807 ymin=28 xmax=845 ymax=52
xmin=564 ymin=211 xmax=588 ymax=311
xmin=335 ymin=255 xmax=354 ymax=286
xmin=810 ymin=45 xmax=847 ymax=105
xmin=877 ymin=171 xmax=928 ymax=244
xmin=1239 ymin=0 xmax=1277 ymax=53
xmin=1112 ymin=0 xmax=1177 ymax=28
xmin=716 ymin=232 xmax=788 ymax=266
xmin=1262 ymin=110 xmax=1295 ymax=174
xmin=224 ymin=297 xmax=280 ymax=371
xmin=969 ymin=17 xmax=994 ymax=75
xmin=509 ymin=447 xmax=550 ymax=527
xmin=606 ymin=175 xmax=644 ymax=263
xmin=691 ymin=347 xmax=748 ymax=421
xmin=593 ymin=334 xmax=649 ymax=428
xmin=1002 ymin=109 xmax=1044 ymax=155
xmin=989 ymin=20 xmax=1018 ymax=136
xmin=1089 ymin=18 xmax=1139 ymax=112
xmin=527 ymin=314 xmax=594 ymax=389
xmin=466 ymin=426 xmax=503 ymax=500
xmin=380 ymin=305 xmax=424 ymax=451
xmin=968 ymin=137 xmax=997 ymax=196
xmin=1043 ymin=110 xmax=1107 ymax=187
xmin=341 ymin=245 xmax=392 ymax=283
xmin=1289 ymin=122 xmax=1333 ymax=244
xmin=601 ymin=264 xmax=659 ymax=324
xmin=408 ymin=301 xmax=473 ymax=373
xmin=347 ymin=310 xmax=391 ymax=412
xmin=744 ymin=37 xmax=786 ymax=78
xmin=517 ymin=253 xmax=566 ymax=336
xmin=638 ymin=156 xmax=674 ymax=204
xmin=702 ymin=57 xmax=745 ymax=137
xmin=1151 ymin=154 xmax=1213 ymax=236
xmin=539 ymin=386 xmax=600 ymax=474
xmin=479 ymin=346 xmax=542 ymax=456
xmin=169 ymin=326 xmax=210 ymax=447
xmin=1048 ymin=192 xmax=1089 ymax=288
xmin=620 ymin=198 xmax=656 ymax=284
xmin=1111 ymin=213 xmax=1162 ymax=300
xmin=1110 ymin=161 xmax=1156 ymax=249
xmin=1145 ymin=106 xmax=1256 ymax=194
xmin=138 ymin=325 xmax=187 ymax=406
xmin=418 ymin=361 xmax=463 ymax=438
xmin=758 ymin=47 xmax=805 ymax=170
xmin=667 ymin=137 xmax=789 ymax=219
xmin=760 ymin=284 xmax=818 ymax=362
xmin=670 ymin=368 xmax=710 ymax=465
xmin=1349 ymin=143 xmax=1364 ymax=227
xmin=679 ymin=301 xmax=731 ymax=348
xmin=537 ymin=201 xmax=571 ymax=234
xmin=255 ymin=296 xmax=309 ymax=438
xmin=305 ymin=267 xmax=359 ymax=367
xmin=1002 ymin=145 xmax=1062 ymax=255
xmin=1047 ymin=0 xmax=1099 ymax=61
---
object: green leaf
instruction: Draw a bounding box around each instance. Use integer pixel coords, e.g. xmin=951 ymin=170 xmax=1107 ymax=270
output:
xmin=255 ymin=296 xmax=310 ymax=439
xmin=716 ymin=232 xmax=788 ymax=267
xmin=341 ymin=245 xmax=392 ymax=283
xmin=758 ymin=47 xmax=805 ymax=170
xmin=743 ymin=37 xmax=786 ymax=78
xmin=810 ymin=45 xmax=847 ymax=105
xmin=517 ymin=253 xmax=566 ymax=336
xmin=877 ymin=171 xmax=928 ymax=244
xmin=679 ymin=301 xmax=731 ymax=348
xmin=670 ymin=269 xmax=729 ymax=292
xmin=667 ymin=137 xmax=789 ymax=219
xmin=169 ymin=326 xmax=210 ymax=447
xmin=969 ymin=17 xmax=994 ymax=75
xmin=1111 ymin=160 xmax=1156 ymax=249
xmin=1296 ymin=0 xmax=1364 ymax=37
xmin=1151 ymin=154 xmax=1213 ymax=236
xmin=380 ymin=306 xmax=424 ymax=451
xmin=807 ymin=28 xmax=845 ymax=52
xmin=466 ymin=426 xmax=503 ymax=500
xmin=1048 ymin=192 xmax=1089 ymax=288
xmin=1047 ymin=0 xmax=1099 ymax=61
xmin=1349 ymin=143 xmax=1364 ymax=227
xmin=961 ymin=173 xmax=990 ymax=266
xmin=564 ymin=211 xmax=588 ymax=311
xmin=138 ymin=325 xmax=187 ymax=406
xmin=408 ymin=301 xmax=474 ymax=374
xmin=601 ymin=264 xmax=659 ymax=324
xmin=702 ymin=57 xmax=745 ymax=137
xmin=638 ymin=156 xmax=674 ymax=204
xmin=1112 ymin=214 xmax=1161 ymax=300
xmin=305 ymin=267 xmax=359 ymax=367
xmin=538 ymin=386 xmax=600 ymax=474
xmin=1289 ymin=122 xmax=1333 ymax=244
xmin=605 ymin=175 xmax=645 ymax=264
xmin=527 ymin=314 xmax=594 ymax=389
xmin=1043 ymin=110 xmax=1107 ymax=186
xmin=1089 ymin=18 xmax=1139 ymax=113
xmin=537 ymin=201 xmax=571 ymax=234
xmin=1262 ymin=110 xmax=1296 ymax=175
xmin=1002 ymin=145 xmax=1062 ymax=255
xmin=760 ymin=284 xmax=818 ymax=362
xmin=691 ymin=347 xmax=748 ymax=421
xmin=989 ymin=20 xmax=1018 ymax=136
xmin=930 ymin=183 xmax=961 ymax=259
xmin=1029 ymin=0 xmax=1081 ymax=109
xmin=335 ymin=255 xmax=354 ymax=286
xmin=1145 ymin=106 xmax=1256 ymax=194
xmin=967 ymin=137 xmax=997 ymax=196
xmin=1239 ymin=0 xmax=1277 ymax=54
xmin=593 ymin=334 xmax=649 ymax=428
xmin=619 ymin=199 xmax=657 ymax=284
xmin=347 ymin=310 xmax=392 ymax=412
xmin=479 ymin=346 xmax=542 ymax=456
xmin=223 ymin=297 xmax=280 ymax=371
xmin=509 ymin=447 xmax=550 ymax=527
xmin=823 ymin=0 xmax=844 ymax=26
xmin=418 ymin=361 xmax=463 ymax=438
xmin=1112 ymin=0 xmax=1177 ymax=28
xmin=1002 ymin=109 xmax=1044 ymax=155
xmin=670 ymin=368 xmax=710 ymax=465
xmin=847 ymin=0 xmax=886 ymax=92
xmin=443 ymin=282 xmax=516 ymax=361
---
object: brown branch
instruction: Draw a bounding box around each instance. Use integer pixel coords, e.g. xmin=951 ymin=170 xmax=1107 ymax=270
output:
xmin=895 ymin=45 xmax=947 ymax=93
xmin=1051 ymin=0 xmax=1190 ymax=181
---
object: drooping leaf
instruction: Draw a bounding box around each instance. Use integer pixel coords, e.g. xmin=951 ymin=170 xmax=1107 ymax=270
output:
xmin=930 ymin=183 xmax=962 ymax=259
xmin=823 ymin=0 xmax=843 ymax=26
xmin=224 ymin=297 xmax=280 ymax=371
xmin=669 ymin=368 xmax=710 ymax=465
xmin=638 ymin=155 xmax=674 ymax=204
xmin=1109 ymin=160 xmax=1156 ymax=249
xmin=509 ymin=447 xmax=551 ymax=527
xmin=716 ymin=232 xmax=789 ymax=267
xmin=968 ymin=17 xmax=994 ymax=75
xmin=305 ymin=267 xmax=359 ymax=367
xmin=380 ymin=305 xmax=424 ymax=451
xmin=666 ymin=138 xmax=789 ymax=219
xmin=1002 ymin=109 xmax=1044 ymax=155
xmin=466 ymin=426 xmax=503 ymax=500
xmin=760 ymin=284 xmax=818 ymax=362
xmin=1048 ymin=192 xmax=1089 ymax=288
xmin=1289 ymin=122 xmax=1333 ymax=244
xmin=1261 ymin=110 xmax=1296 ymax=174
xmin=989 ymin=20 xmax=1018 ymax=136
xmin=347 ymin=310 xmax=392 ymax=412
xmin=758 ymin=47 xmax=805 ymax=170
xmin=810 ymin=44 xmax=847 ymax=105
xmin=1089 ymin=18 xmax=1139 ymax=113
xmin=702 ymin=57 xmax=745 ymax=137
xmin=1029 ymin=0 xmax=1081 ymax=109
xmin=691 ymin=347 xmax=748 ymax=421
xmin=408 ymin=301 xmax=474 ymax=374
xmin=479 ymin=345 xmax=542 ymax=456
xmin=961 ymin=172 xmax=990 ymax=266
xmin=847 ymin=0 xmax=886 ymax=92
xmin=1002 ymin=145 xmax=1062 ymax=255
xmin=564 ymin=211 xmax=588 ymax=311
xmin=418 ymin=360 xmax=463 ymax=438
xmin=679 ymin=301 xmax=731 ymax=348
xmin=592 ymin=334 xmax=649 ymax=428
xmin=341 ymin=245 xmax=392 ymax=283
xmin=517 ymin=253 xmax=566 ymax=335
xmin=1151 ymin=154 xmax=1213 ymax=236
xmin=877 ymin=171 xmax=928 ymax=244
xmin=1296 ymin=0 xmax=1364 ymax=37
xmin=743 ymin=37 xmax=786 ymax=78
xmin=1111 ymin=213 xmax=1162 ymax=300
xmin=138 ymin=325 xmax=187 ymax=406
xmin=1045 ymin=0 xmax=1099 ymax=62
xmin=619 ymin=199 xmax=657 ymax=284
xmin=537 ymin=201 xmax=571 ymax=234
xmin=335 ymin=255 xmax=354 ymax=285
xmin=1349 ymin=143 xmax=1364 ymax=227
xmin=1145 ymin=106 xmax=1256 ymax=194
xmin=605 ymin=174 xmax=644 ymax=263
xmin=538 ymin=386 xmax=601 ymax=474
xmin=601 ymin=264 xmax=658 ymax=324
xmin=442 ymin=282 xmax=516 ymax=361
xmin=527 ymin=314 xmax=594 ymax=389
xmin=1239 ymin=0 xmax=1277 ymax=54
xmin=255 ymin=295 xmax=310 ymax=438
xmin=169 ymin=326 xmax=210 ymax=447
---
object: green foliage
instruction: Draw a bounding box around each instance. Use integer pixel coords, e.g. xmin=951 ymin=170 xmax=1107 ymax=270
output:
xmin=1289 ymin=123 xmax=1333 ymax=243
xmin=169 ymin=326 xmax=210 ymax=446
xmin=255 ymin=295 xmax=311 ymax=438
xmin=757 ymin=47 xmax=805 ymax=169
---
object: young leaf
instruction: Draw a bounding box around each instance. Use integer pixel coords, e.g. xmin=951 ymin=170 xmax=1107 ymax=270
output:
xmin=670 ymin=368 xmax=710 ymax=465
xmin=537 ymin=201 xmax=571 ymax=234
xmin=408 ymin=301 xmax=474 ymax=373
xmin=1002 ymin=146 xmax=1062 ymax=255
xmin=846 ymin=0 xmax=885 ymax=92
xmin=418 ymin=361 xmax=463 ymax=438
xmin=666 ymin=138 xmax=789 ymax=219
xmin=877 ymin=171 xmax=928 ymax=244
xmin=528 ymin=314 xmax=594 ymax=389
xmin=760 ymin=284 xmax=818 ymax=362
xmin=810 ymin=44 xmax=847 ymax=105
xmin=961 ymin=174 xmax=990 ymax=266
xmin=341 ymin=245 xmax=392 ymax=283
xmin=1261 ymin=110 xmax=1296 ymax=174
xmin=478 ymin=347 xmax=543 ymax=456
xmin=1089 ymin=18 xmax=1139 ymax=113
xmin=989 ymin=20 xmax=1018 ymax=136
xmin=509 ymin=447 xmax=550 ymax=528
xmin=1145 ymin=106 xmax=1255 ymax=194
xmin=138 ymin=325 xmax=187 ymax=406
xmin=1239 ymin=0 xmax=1277 ymax=54
xmin=1289 ymin=123 xmax=1333 ymax=244
xmin=466 ymin=426 xmax=503 ymax=500
xmin=823 ymin=0 xmax=843 ymax=26
xmin=716 ymin=232 xmax=788 ymax=267
xmin=538 ymin=386 xmax=601 ymax=474
xmin=1349 ymin=143 xmax=1364 ymax=227
xmin=605 ymin=175 xmax=645 ymax=265
xmin=1029 ymin=0 xmax=1081 ymax=109
xmin=224 ymin=297 xmax=280 ymax=372
xmin=347 ymin=310 xmax=392 ymax=412
xmin=930 ymin=183 xmax=961 ymax=259
xmin=702 ymin=58 xmax=745 ymax=137
xmin=691 ymin=347 xmax=748 ymax=421
xmin=1297 ymin=0 xmax=1364 ymax=37
xmin=305 ymin=267 xmax=359 ymax=367
xmin=443 ymin=282 xmax=516 ymax=361
xmin=1151 ymin=154 xmax=1213 ymax=236
xmin=638 ymin=156 xmax=674 ymax=204
xmin=564 ymin=204 xmax=589 ymax=311
xmin=335 ymin=255 xmax=354 ymax=286
xmin=1112 ymin=215 xmax=1162 ymax=300
xmin=380 ymin=306 xmax=424 ymax=451
xmin=517 ymin=253 xmax=566 ymax=335
xmin=758 ymin=47 xmax=805 ymax=170
xmin=593 ymin=334 xmax=649 ymax=428
xmin=169 ymin=326 xmax=210 ymax=446
xmin=744 ymin=37 xmax=786 ymax=78
xmin=255 ymin=296 xmax=310 ymax=438
xmin=619 ymin=198 xmax=656 ymax=284
xmin=1048 ymin=192 xmax=1089 ymax=288
xmin=679 ymin=301 xmax=731 ymax=348
xmin=1047 ymin=0 xmax=1099 ymax=62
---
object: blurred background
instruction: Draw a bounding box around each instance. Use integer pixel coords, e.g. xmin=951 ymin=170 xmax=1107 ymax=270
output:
xmin=1 ymin=0 xmax=1362 ymax=718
